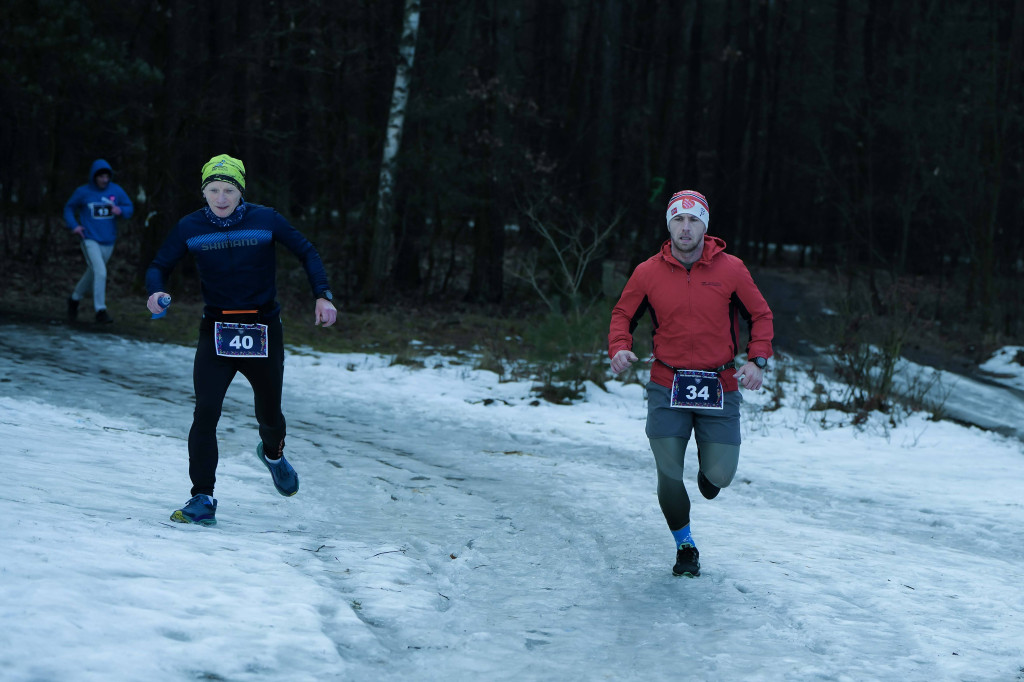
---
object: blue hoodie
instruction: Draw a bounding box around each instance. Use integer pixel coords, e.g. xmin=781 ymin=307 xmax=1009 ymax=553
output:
xmin=63 ymin=159 xmax=135 ymax=244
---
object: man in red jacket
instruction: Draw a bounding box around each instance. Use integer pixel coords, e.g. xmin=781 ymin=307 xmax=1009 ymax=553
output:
xmin=608 ymin=189 xmax=773 ymax=577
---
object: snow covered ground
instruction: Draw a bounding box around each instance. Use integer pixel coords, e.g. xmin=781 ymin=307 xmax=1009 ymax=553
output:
xmin=980 ymin=346 xmax=1024 ymax=389
xmin=1 ymin=323 xmax=1022 ymax=682
xmin=892 ymin=347 xmax=1024 ymax=441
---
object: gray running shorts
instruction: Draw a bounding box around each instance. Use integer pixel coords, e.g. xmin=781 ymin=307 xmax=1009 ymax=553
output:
xmin=645 ymin=381 xmax=742 ymax=444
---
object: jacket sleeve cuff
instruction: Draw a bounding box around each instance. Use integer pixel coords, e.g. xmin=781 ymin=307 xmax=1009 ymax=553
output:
xmin=608 ymin=345 xmax=631 ymax=360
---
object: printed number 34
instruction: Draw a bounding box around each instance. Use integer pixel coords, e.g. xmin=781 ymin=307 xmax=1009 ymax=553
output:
xmin=686 ymin=385 xmax=710 ymax=400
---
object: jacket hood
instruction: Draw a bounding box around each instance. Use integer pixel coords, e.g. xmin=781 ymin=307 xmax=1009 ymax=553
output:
xmin=659 ymin=234 xmax=727 ymax=266
xmin=89 ymin=159 xmax=113 ymax=185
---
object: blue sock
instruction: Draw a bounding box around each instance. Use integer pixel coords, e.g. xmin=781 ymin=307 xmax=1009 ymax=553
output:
xmin=672 ymin=524 xmax=695 ymax=549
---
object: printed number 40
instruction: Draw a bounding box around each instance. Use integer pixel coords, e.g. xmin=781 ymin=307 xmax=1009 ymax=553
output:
xmin=229 ymin=334 xmax=254 ymax=350
xmin=686 ymin=385 xmax=710 ymax=400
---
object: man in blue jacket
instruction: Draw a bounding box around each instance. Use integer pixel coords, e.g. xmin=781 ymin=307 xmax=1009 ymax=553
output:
xmin=64 ymin=159 xmax=135 ymax=323
xmin=146 ymin=154 xmax=337 ymax=526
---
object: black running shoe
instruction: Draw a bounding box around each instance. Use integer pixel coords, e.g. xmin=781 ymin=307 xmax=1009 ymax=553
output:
xmin=697 ymin=470 xmax=721 ymax=500
xmin=95 ymin=309 xmax=114 ymax=324
xmin=67 ymin=297 xmax=79 ymax=322
xmin=673 ymin=543 xmax=701 ymax=577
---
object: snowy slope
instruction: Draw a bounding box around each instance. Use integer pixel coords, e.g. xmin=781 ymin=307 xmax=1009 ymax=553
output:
xmin=1 ymin=324 xmax=1022 ymax=682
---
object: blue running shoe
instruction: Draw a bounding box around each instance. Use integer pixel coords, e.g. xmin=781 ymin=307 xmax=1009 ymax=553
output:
xmin=170 ymin=494 xmax=217 ymax=525
xmin=257 ymin=442 xmax=299 ymax=497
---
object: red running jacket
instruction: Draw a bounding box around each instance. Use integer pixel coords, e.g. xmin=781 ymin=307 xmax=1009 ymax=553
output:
xmin=608 ymin=236 xmax=774 ymax=392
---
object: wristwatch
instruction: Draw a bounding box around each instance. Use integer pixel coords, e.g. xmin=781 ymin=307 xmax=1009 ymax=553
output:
xmin=317 ymin=290 xmax=334 ymax=302
xmin=751 ymin=356 xmax=767 ymax=369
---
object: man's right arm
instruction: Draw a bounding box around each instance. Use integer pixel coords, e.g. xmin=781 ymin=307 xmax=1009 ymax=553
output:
xmin=608 ymin=267 xmax=648 ymax=372
xmin=145 ymin=225 xmax=188 ymax=296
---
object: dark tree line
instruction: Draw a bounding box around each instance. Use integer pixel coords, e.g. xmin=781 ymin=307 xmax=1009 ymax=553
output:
xmin=2 ymin=0 xmax=1022 ymax=333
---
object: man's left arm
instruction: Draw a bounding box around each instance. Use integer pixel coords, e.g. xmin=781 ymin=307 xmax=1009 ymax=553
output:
xmin=734 ymin=265 xmax=773 ymax=359
xmin=733 ymin=264 xmax=774 ymax=389
xmin=112 ymin=185 xmax=134 ymax=220
xmin=273 ymin=211 xmax=337 ymax=327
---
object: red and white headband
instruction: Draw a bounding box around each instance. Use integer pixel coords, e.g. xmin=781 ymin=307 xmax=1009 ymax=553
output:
xmin=665 ymin=190 xmax=710 ymax=229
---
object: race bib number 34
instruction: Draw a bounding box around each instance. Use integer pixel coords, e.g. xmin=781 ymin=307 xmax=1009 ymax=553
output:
xmin=214 ymin=322 xmax=269 ymax=358
xmin=670 ymin=370 xmax=724 ymax=410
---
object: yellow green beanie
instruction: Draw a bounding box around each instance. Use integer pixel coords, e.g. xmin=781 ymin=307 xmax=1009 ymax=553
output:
xmin=201 ymin=154 xmax=246 ymax=193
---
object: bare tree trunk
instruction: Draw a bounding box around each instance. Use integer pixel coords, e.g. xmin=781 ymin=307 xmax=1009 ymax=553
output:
xmin=466 ymin=0 xmax=512 ymax=305
xmin=140 ymin=0 xmax=193 ymax=278
xmin=594 ymin=0 xmax=621 ymax=216
xmin=682 ymin=0 xmax=704 ymax=186
xmin=366 ymin=0 xmax=421 ymax=297
xmin=972 ymin=0 xmax=1024 ymax=331
xmin=240 ymin=0 xmax=266 ymax=191
xmin=828 ymin=0 xmax=850 ymax=272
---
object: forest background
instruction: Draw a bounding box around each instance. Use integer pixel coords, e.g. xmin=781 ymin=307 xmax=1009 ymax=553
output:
xmin=1 ymin=0 xmax=1022 ymax=402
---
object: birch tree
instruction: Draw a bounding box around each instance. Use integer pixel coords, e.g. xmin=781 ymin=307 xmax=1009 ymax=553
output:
xmin=366 ymin=0 xmax=421 ymax=295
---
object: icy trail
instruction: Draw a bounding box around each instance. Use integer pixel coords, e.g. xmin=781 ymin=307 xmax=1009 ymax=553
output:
xmin=1 ymin=324 xmax=1022 ymax=681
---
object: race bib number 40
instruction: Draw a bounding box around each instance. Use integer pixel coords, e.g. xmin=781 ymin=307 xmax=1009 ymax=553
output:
xmin=214 ymin=322 xmax=269 ymax=358
xmin=670 ymin=370 xmax=724 ymax=410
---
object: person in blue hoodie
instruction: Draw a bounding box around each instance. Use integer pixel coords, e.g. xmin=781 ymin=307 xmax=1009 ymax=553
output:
xmin=145 ymin=154 xmax=338 ymax=526
xmin=63 ymin=159 xmax=135 ymax=323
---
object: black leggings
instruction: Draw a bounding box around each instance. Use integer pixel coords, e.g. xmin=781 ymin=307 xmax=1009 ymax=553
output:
xmin=187 ymin=316 xmax=285 ymax=497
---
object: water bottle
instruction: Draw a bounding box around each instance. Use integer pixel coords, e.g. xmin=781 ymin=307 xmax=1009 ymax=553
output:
xmin=151 ymin=294 xmax=172 ymax=320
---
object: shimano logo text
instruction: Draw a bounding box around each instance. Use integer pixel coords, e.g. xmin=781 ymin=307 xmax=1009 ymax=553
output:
xmin=202 ymin=238 xmax=259 ymax=251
